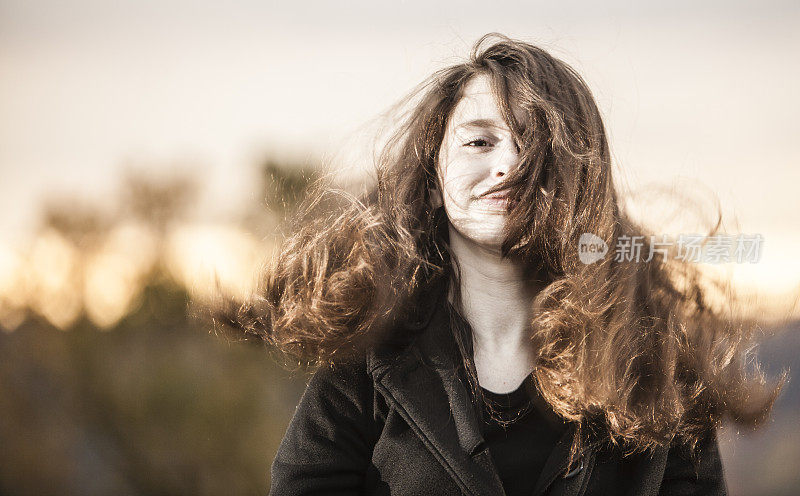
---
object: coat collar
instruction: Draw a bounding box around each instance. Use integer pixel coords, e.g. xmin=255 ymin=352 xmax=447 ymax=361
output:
xmin=365 ymin=277 xmax=592 ymax=496
xmin=367 ymin=277 xmax=504 ymax=496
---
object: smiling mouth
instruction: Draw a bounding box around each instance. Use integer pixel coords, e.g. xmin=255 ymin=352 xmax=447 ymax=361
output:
xmin=476 ymin=192 xmax=519 ymax=211
xmin=476 ymin=188 xmax=510 ymax=202
xmin=478 ymin=188 xmax=510 ymax=199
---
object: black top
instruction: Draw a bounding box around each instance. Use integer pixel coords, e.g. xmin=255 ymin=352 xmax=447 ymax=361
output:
xmin=479 ymin=376 xmax=569 ymax=496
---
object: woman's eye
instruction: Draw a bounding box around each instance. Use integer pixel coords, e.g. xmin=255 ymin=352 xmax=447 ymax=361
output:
xmin=464 ymin=138 xmax=492 ymax=147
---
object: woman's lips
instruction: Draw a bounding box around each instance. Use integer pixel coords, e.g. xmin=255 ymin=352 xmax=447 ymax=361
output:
xmin=481 ymin=189 xmax=510 ymax=199
xmin=478 ymin=191 xmax=508 ymax=208
xmin=477 ymin=195 xmax=510 ymax=209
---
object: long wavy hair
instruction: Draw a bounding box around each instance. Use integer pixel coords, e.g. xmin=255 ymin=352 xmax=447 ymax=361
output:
xmin=219 ymin=33 xmax=785 ymax=459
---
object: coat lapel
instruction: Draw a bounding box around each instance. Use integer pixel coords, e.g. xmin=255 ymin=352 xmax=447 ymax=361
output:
xmin=367 ymin=278 xmax=505 ymax=496
xmin=531 ymin=424 xmax=596 ymax=496
xmin=366 ymin=277 xmax=596 ymax=496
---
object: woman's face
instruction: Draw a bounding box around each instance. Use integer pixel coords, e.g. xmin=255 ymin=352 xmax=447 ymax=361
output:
xmin=432 ymin=74 xmax=520 ymax=250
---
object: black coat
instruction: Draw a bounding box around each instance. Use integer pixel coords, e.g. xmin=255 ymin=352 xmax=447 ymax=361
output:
xmin=269 ymin=282 xmax=727 ymax=496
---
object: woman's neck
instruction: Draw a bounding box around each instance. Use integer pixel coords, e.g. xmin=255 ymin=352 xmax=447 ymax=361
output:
xmin=447 ymin=227 xmax=544 ymax=393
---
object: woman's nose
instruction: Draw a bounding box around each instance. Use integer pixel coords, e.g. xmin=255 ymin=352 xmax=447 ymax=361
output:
xmin=490 ymin=144 xmax=517 ymax=178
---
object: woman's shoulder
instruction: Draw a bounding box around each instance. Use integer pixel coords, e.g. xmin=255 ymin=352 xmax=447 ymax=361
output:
xmin=305 ymin=323 xmax=422 ymax=393
xmin=366 ymin=277 xmax=450 ymax=368
xmin=293 ymin=353 xmax=379 ymax=435
xmin=310 ymin=320 xmax=426 ymax=392
xmin=303 ymin=275 xmax=450 ymax=400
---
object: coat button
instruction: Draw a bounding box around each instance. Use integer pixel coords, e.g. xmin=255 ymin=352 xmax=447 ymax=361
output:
xmin=563 ymin=457 xmax=584 ymax=479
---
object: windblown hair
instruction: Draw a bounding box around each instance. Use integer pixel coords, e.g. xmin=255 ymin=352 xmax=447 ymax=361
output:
xmin=220 ymin=33 xmax=785 ymax=458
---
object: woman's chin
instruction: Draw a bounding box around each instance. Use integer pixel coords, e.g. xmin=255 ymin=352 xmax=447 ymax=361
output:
xmin=447 ymin=224 xmax=504 ymax=252
xmin=476 ymin=198 xmax=510 ymax=213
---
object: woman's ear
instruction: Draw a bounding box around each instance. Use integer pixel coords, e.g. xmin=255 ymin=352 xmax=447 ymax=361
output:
xmin=430 ymin=162 xmax=444 ymax=209
xmin=430 ymin=185 xmax=443 ymax=209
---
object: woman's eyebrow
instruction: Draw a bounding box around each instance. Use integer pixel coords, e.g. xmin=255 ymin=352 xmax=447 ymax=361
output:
xmin=454 ymin=118 xmax=509 ymax=131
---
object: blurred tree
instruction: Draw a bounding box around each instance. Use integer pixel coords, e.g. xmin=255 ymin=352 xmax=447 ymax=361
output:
xmin=238 ymin=158 xmax=322 ymax=241
xmin=119 ymin=170 xmax=198 ymax=238
xmin=40 ymin=197 xmax=114 ymax=250
xmin=0 ymin=162 xmax=311 ymax=495
xmin=260 ymin=159 xmax=320 ymax=215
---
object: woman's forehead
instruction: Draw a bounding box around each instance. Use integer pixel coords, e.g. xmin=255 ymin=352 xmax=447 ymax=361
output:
xmin=448 ymin=74 xmax=524 ymax=132
xmin=449 ymin=75 xmax=505 ymax=128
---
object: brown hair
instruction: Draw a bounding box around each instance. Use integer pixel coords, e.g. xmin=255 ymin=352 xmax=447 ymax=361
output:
xmin=219 ymin=33 xmax=785 ymax=459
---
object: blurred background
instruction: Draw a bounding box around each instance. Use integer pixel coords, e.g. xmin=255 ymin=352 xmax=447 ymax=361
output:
xmin=1 ymin=1 xmax=799 ymax=494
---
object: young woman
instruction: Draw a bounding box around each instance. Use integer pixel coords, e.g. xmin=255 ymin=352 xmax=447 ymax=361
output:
xmin=227 ymin=33 xmax=783 ymax=495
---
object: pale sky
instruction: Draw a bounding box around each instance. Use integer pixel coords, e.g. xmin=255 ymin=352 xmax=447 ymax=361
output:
xmin=1 ymin=0 xmax=799 ymax=294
